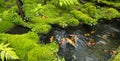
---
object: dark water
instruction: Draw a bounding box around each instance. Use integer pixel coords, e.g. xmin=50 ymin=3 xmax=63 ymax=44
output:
xmin=6 ymin=25 xmax=30 ymax=34
xmin=51 ymin=20 xmax=120 ymax=61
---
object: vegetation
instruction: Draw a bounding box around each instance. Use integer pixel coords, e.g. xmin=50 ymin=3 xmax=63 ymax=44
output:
xmin=0 ymin=42 xmax=19 ymax=61
xmin=0 ymin=0 xmax=120 ymax=61
xmin=109 ymin=46 xmax=120 ymax=61
xmin=0 ymin=32 xmax=64 ymax=61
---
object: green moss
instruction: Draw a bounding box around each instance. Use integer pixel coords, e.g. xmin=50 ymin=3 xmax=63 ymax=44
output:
xmin=71 ymin=10 xmax=97 ymax=26
xmin=0 ymin=6 xmax=24 ymax=33
xmin=101 ymin=8 xmax=120 ymax=20
xmin=112 ymin=53 xmax=120 ymax=61
xmin=80 ymin=2 xmax=120 ymax=20
xmin=0 ymin=32 xmax=60 ymax=61
xmin=31 ymin=24 xmax=52 ymax=34
xmin=0 ymin=6 xmax=7 ymax=13
xmin=80 ymin=3 xmax=97 ymax=19
xmin=0 ymin=20 xmax=14 ymax=33
xmin=98 ymin=0 xmax=120 ymax=8
xmin=23 ymin=3 xmax=60 ymax=20
xmin=58 ymin=17 xmax=79 ymax=28
xmin=2 ymin=0 xmax=120 ymax=34
xmin=0 ymin=32 xmax=38 ymax=61
xmin=109 ymin=46 xmax=120 ymax=61
xmin=28 ymin=42 xmax=58 ymax=61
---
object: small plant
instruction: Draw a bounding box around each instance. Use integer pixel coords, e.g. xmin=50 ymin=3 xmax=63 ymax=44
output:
xmin=0 ymin=42 xmax=19 ymax=61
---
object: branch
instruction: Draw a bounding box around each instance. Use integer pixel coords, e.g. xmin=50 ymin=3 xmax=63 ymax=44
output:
xmin=16 ymin=0 xmax=25 ymax=21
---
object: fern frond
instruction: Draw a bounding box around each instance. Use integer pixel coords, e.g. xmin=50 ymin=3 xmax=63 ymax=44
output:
xmin=0 ymin=42 xmax=19 ymax=61
xmin=59 ymin=0 xmax=79 ymax=6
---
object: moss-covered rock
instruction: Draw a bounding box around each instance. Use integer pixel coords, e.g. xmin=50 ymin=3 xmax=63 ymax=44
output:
xmin=31 ymin=24 xmax=52 ymax=34
xmin=80 ymin=2 xmax=120 ymax=20
xmin=0 ymin=32 xmax=60 ymax=61
xmin=71 ymin=10 xmax=98 ymax=26
xmin=28 ymin=42 xmax=58 ymax=61
xmin=1 ymin=0 xmax=120 ymax=34
xmin=0 ymin=20 xmax=14 ymax=33
xmin=1 ymin=0 xmax=120 ymax=61
xmin=97 ymin=0 xmax=120 ymax=8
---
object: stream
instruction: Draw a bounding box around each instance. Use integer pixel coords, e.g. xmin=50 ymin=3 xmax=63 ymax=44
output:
xmin=51 ymin=20 xmax=120 ymax=61
xmin=6 ymin=20 xmax=120 ymax=61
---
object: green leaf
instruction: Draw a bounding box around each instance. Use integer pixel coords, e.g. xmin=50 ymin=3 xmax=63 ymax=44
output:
xmin=69 ymin=0 xmax=74 ymax=5
xmin=62 ymin=0 xmax=67 ymax=6
xmin=5 ymin=50 xmax=19 ymax=59
xmin=59 ymin=0 xmax=79 ymax=6
xmin=0 ymin=42 xmax=19 ymax=61
xmin=64 ymin=0 xmax=70 ymax=6
xmin=1 ymin=51 xmax=5 ymax=61
xmin=59 ymin=0 xmax=63 ymax=6
xmin=3 ymin=43 xmax=9 ymax=48
xmin=4 ymin=47 xmax=13 ymax=51
xmin=0 ymin=43 xmax=4 ymax=47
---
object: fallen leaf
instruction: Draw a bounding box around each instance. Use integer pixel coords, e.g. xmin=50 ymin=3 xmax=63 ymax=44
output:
xmin=104 ymin=49 xmax=108 ymax=53
xmin=90 ymin=30 xmax=96 ymax=34
xmin=110 ymin=50 xmax=117 ymax=55
xmin=84 ymin=33 xmax=90 ymax=37
xmin=86 ymin=39 xmax=96 ymax=47
xmin=111 ymin=33 xmax=115 ymax=38
xmin=66 ymin=38 xmax=75 ymax=46
xmin=70 ymin=34 xmax=78 ymax=41
xmin=50 ymin=36 xmax=54 ymax=42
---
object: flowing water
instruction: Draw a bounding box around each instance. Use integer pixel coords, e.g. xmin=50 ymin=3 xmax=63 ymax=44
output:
xmin=51 ymin=20 xmax=120 ymax=61
xmin=6 ymin=20 xmax=120 ymax=61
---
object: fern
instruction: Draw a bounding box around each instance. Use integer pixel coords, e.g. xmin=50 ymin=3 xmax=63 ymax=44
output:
xmin=59 ymin=0 xmax=79 ymax=6
xmin=0 ymin=42 xmax=19 ymax=61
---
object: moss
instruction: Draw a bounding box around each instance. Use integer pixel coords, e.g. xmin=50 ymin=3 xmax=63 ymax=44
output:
xmin=0 ymin=20 xmax=14 ymax=33
xmin=28 ymin=42 xmax=58 ymax=61
xmin=109 ymin=46 xmax=120 ymax=61
xmin=112 ymin=53 xmax=120 ymax=61
xmin=97 ymin=0 xmax=120 ymax=8
xmin=0 ymin=32 xmax=39 ymax=61
xmin=58 ymin=17 xmax=79 ymax=28
xmin=0 ymin=5 xmax=24 ymax=33
xmin=31 ymin=24 xmax=52 ymax=34
xmin=67 ymin=17 xmax=79 ymax=26
xmin=101 ymin=8 xmax=120 ymax=20
xmin=0 ymin=32 xmax=60 ymax=61
xmin=80 ymin=2 xmax=120 ymax=20
xmin=2 ymin=0 xmax=120 ymax=34
xmin=71 ymin=10 xmax=98 ymax=26
xmin=23 ymin=3 xmax=60 ymax=20
xmin=0 ymin=6 xmax=7 ymax=13
xmin=80 ymin=2 xmax=97 ymax=19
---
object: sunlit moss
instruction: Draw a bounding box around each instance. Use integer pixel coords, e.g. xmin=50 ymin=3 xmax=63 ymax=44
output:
xmin=80 ymin=2 xmax=120 ymax=20
xmin=71 ymin=10 xmax=98 ymax=26
xmin=28 ymin=42 xmax=58 ymax=61
xmin=0 ymin=20 xmax=14 ymax=33
xmin=0 ymin=32 xmax=38 ymax=61
xmin=112 ymin=53 xmax=120 ymax=61
xmin=31 ymin=24 xmax=52 ymax=34
xmin=97 ymin=0 xmax=120 ymax=8
xmin=0 ymin=32 xmax=60 ymax=61
xmin=1 ymin=0 xmax=120 ymax=34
